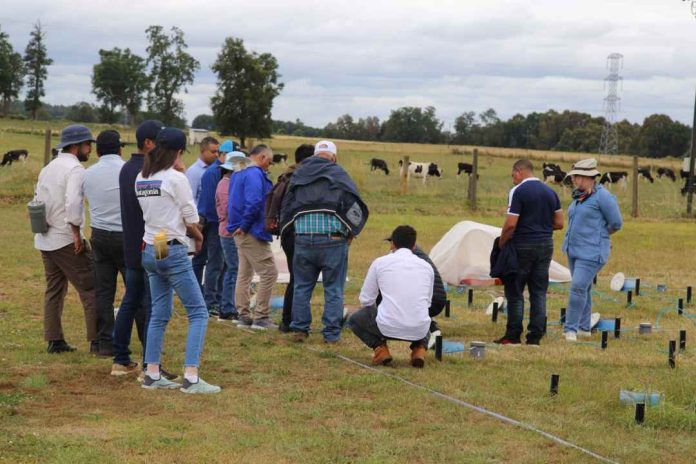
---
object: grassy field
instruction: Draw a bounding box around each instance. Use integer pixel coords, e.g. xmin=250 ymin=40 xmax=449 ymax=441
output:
xmin=1 ymin=120 xmax=696 ymax=463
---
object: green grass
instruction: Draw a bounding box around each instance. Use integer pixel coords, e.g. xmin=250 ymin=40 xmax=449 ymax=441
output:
xmin=1 ymin=119 xmax=696 ymax=463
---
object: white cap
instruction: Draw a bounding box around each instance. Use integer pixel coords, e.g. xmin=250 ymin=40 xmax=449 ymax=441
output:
xmin=314 ymin=140 xmax=337 ymax=157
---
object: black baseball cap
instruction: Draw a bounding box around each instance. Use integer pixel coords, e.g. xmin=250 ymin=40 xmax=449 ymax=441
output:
xmin=96 ymin=130 xmax=126 ymax=155
xmin=156 ymin=127 xmax=187 ymax=151
xmin=384 ymin=225 xmax=417 ymax=249
xmin=136 ymin=120 xmax=164 ymax=147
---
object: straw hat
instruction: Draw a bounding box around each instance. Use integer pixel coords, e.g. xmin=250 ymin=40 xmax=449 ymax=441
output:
xmin=567 ymin=158 xmax=601 ymax=177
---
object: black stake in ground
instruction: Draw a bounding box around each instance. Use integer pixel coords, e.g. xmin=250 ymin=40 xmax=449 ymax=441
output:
xmin=445 ymin=300 xmax=451 ymax=318
xmin=560 ymin=308 xmax=566 ymax=324
xmin=678 ymin=298 xmax=684 ymax=316
xmin=635 ymin=278 xmax=641 ymax=296
xmin=435 ymin=335 xmax=443 ymax=361
xmin=627 ymin=290 xmax=633 ymax=305
xmin=669 ymin=340 xmax=676 ymax=368
xmin=593 ymin=274 xmax=597 ymax=286
xmin=550 ymin=374 xmax=559 ymax=395
xmin=467 ymin=289 xmax=474 ymax=308
xmin=679 ymin=330 xmax=686 ymax=352
xmin=614 ymin=317 xmax=621 ymax=339
xmin=492 ymin=302 xmax=498 ymax=323
xmin=601 ymin=331 xmax=608 ymax=350
xmin=543 ymin=316 xmax=548 ymax=335
xmin=688 ymin=286 xmax=693 ymax=304
xmin=635 ymin=403 xmax=645 ymax=424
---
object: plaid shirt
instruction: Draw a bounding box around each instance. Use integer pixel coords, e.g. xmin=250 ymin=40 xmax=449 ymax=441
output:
xmin=294 ymin=212 xmax=347 ymax=235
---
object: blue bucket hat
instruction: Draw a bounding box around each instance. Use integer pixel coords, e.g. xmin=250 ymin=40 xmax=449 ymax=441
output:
xmin=57 ymin=124 xmax=96 ymax=149
xmin=220 ymin=151 xmax=249 ymax=171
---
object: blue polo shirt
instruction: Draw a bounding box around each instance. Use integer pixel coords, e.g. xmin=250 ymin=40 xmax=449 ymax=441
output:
xmin=507 ymin=177 xmax=561 ymax=244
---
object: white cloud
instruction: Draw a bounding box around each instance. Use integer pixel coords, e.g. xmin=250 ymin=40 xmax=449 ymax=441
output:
xmin=2 ymin=0 xmax=696 ymax=126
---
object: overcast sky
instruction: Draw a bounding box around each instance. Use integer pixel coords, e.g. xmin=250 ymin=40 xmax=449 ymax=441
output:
xmin=3 ymin=0 xmax=696 ymax=127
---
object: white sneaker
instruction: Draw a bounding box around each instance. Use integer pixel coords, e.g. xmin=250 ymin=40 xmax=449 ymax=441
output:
xmin=577 ymin=330 xmax=592 ymax=338
xmin=564 ymin=331 xmax=577 ymax=342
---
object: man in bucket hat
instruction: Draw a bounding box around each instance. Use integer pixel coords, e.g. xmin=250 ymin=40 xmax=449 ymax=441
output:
xmin=33 ymin=124 xmax=98 ymax=353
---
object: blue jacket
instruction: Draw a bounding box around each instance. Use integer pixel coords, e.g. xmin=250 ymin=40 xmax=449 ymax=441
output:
xmin=227 ymin=165 xmax=273 ymax=242
xmin=562 ymin=185 xmax=623 ymax=263
xmin=197 ymin=159 xmax=222 ymax=223
xmin=279 ymin=156 xmax=369 ymax=236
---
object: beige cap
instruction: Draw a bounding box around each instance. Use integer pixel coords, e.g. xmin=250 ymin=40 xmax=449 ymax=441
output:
xmin=567 ymin=158 xmax=601 ymax=177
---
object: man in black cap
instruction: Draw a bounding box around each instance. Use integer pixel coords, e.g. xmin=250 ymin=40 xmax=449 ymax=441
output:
xmin=111 ymin=120 xmax=177 ymax=379
xmin=33 ymin=124 xmax=97 ymax=353
xmin=83 ymin=130 xmax=127 ymax=357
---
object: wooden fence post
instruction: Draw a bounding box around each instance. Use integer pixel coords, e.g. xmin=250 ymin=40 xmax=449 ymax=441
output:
xmin=468 ymin=148 xmax=479 ymax=210
xmin=43 ymin=128 xmax=51 ymax=166
xmin=400 ymin=155 xmax=409 ymax=195
xmin=631 ymin=155 xmax=638 ymax=218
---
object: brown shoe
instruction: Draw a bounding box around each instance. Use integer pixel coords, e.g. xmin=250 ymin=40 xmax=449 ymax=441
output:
xmin=292 ymin=331 xmax=309 ymax=343
xmin=372 ymin=344 xmax=392 ymax=366
xmin=411 ymin=346 xmax=426 ymax=368
xmin=111 ymin=362 xmax=139 ymax=376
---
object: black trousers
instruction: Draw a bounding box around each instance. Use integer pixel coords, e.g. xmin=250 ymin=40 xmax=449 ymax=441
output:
xmin=281 ymin=231 xmax=295 ymax=327
xmin=90 ymin=228 xmax=126 ymax=346
xmin=348 ymin=305 xmax=428 ymax=350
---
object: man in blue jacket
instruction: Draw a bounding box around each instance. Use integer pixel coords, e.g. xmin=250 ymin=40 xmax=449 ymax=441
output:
xmin=196 ymin=139 xmax=237 ymax=316
xmin=227 ymin=144 xmax=278 ymax=330
xmin=280 ymin=140 xmax=369 ymax=343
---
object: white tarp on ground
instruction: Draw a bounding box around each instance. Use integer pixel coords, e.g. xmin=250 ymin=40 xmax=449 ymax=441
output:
xmin=430 ymin=220 xmax=571 ymax=286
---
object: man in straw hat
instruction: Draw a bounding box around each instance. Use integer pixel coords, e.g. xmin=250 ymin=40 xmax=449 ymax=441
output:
xmin=562 ymin=158 xmax=622 ymax=342
xmin=494 ymin=159 xmax=564 ymax=346
xmin=33 ymin=124 xmax=97 ymax=353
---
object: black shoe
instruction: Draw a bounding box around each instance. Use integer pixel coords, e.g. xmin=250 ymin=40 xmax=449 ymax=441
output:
xmin=90 ymin=341 xmax=100 ymax=354
xmin=208 ymin=308 xmax=220 ymax=318
xmin=47 ymin=340 xmax=77 ymax=353
xmin=217 ymin=313 xmax=239 ymax=322
xmin=493 ymin=337 xmax=521 ymax=346
xmin=98 ymin=341 xmax=114 ymax=357
xmin=278 ymin=322 xmax=292 ymax=333
xmin=526 ymin=339 xmax=541 ymax=346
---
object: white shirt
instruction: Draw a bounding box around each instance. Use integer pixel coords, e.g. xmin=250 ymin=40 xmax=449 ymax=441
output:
xmin=185 ymin=158 xmax=209 ymax=207
xmin=83 ymin=154 xmax=125 ymax=232
xmin=359 ymin=248 xmax=434 ymax=341
xmin=33 ymin=152 xmax=86 ymax=251
xmin=136 ymin=168 xmax=199 ymax=245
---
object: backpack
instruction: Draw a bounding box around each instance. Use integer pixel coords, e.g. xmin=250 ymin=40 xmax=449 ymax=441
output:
xmin=265 ymin=171 xmax=293 ymax=235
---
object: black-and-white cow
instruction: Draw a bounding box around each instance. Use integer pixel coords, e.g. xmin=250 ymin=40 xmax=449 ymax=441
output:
xmin=657 ymin=167 xmax=676 ymax=182
xmin=272 ymin=153 xmax=288 ymax=164
xmin=400 ymin=161 xmax=442 ymax=184
xmin=1 ymin=149 xmax=28 ymax=167
xmin=370 ymin=158 xmax=389 ymax=175
xmin=542 ymin=163 xmax=570 ymax=186
xmin=637 ymin=168 xmax=654 ymax=183
xmin=600 ymin=171 xmax=628 ymax=189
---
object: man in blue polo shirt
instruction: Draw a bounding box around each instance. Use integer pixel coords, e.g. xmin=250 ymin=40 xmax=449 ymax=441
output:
xmin=495 ymin=159 xmax=563 ymax=346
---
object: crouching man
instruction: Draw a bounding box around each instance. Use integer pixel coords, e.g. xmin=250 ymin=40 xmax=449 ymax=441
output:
xmin=348 ymin=225 xmax=433 ymax=368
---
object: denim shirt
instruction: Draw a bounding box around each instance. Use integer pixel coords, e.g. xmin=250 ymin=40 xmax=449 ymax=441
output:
xmin=562 ymin=185 xmax=623 ymax=263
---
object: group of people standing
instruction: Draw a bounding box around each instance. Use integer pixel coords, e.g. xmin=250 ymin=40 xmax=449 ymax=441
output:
xmin=31 ymin=120 xmax=624 ymax=390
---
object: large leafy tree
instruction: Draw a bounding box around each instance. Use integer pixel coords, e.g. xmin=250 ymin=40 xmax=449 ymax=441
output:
xmin=211 ymin=37 xmax=284 ymax=147
xmin=382 ymin=106 xmax=442 ymax=144
xmin=0 ymin=26 xmax=24 ymax=116
xmin=145 ymin=25 xmax=199 ymax=126
xmin=92 ymin=47 xmax=149 ymax=125
xmin=23 ymin=21 xmax=52 ymax=120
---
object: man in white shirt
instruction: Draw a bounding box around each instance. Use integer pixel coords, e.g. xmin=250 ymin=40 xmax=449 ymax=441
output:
xmin=348 ymin=225 xmax=433 ymax=368
xmin=34 ymin=124 xmax=97 ymax=354
xmin=83 ymin=130 xmax=127 ymax=357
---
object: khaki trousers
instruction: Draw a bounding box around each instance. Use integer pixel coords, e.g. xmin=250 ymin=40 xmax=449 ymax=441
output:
xmin=234 ymin=234 xmax=278 ymax=321
xmin=40 ymin=243 xmax=97 ymax=342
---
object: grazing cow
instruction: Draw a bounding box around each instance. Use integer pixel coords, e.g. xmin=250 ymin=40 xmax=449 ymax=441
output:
xmin=272 ymin=153 xmax=288 ymax=164
xmin=542 ymin=163 xmax=569 ymax=187
xmin=1 ymin=149 xmax=28 ymax=167
xmin=600 ymin=171 xmax=628 ymax=189
xmin=457 ymin=162 xmax=473 ymax=176
xmin=401 ymin=161 xmax=442 ymax=184
xmin=370 ymin=158 xmax=389 ymax=175
xmin=657 ymin=167 xmax=676 ymax=182
xmin=637 ymin=168 xmax=654 ymax=183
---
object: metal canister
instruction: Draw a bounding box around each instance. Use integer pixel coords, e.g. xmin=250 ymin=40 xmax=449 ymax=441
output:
xmin=470 ymin=341 xmax=486 ymax=359
xmin=639 ymin=322 xmax=652 ymax=335
xmin=28 ymin=200 xmax=48 ymax=233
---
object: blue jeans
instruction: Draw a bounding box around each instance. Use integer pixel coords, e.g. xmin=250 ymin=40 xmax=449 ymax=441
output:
xmin=113 ymin=267 xmax=150 ymax=366
xmin=142 ymin=244 xmax=209 ymax=368
xmin=503 ymin=241 xmax=554 ymax=342
xmin=565 ymin=257 xmax=604 ymax=333
xmin=219 ymin=235 xmax=239 ymax=317
xmin=290 ymin=235 xmax=348 ymax=342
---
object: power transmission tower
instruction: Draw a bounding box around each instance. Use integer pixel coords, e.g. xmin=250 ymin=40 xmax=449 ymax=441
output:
xmin=685 ymin=0 xmax=696 ymax=214
xmin=599 ymin=53 xmax=623 ymax=156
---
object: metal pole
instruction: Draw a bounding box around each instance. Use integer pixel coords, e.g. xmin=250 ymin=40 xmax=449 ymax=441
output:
xmin=43 ymin=128 xmax=52 ymax=166
xmin=687 ymin=89 xmax=696 ymax=216
xmin=470 ymin=148 xmax=479 ymax=209
xmin=631 ymin=156 xmax=638 ymax=218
